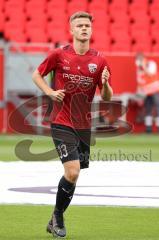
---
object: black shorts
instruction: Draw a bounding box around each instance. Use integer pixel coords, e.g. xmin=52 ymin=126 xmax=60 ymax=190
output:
xmin=51 ymin=124 xmax=91 ymax=169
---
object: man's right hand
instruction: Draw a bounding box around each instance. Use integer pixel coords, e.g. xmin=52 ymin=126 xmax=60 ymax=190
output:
xmin=49 ymin=89 xmax=66 ymax=102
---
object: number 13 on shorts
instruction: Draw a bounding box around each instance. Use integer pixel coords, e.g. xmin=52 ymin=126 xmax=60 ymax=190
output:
xmin=57 ymin=143 xmax=69 ymax=159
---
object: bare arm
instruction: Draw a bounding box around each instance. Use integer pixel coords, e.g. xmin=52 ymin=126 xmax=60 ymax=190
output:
xmin=32 ymin=69 xmax=65 ymax=102
xmin=100 ymin=67 xmax=113 ymax=101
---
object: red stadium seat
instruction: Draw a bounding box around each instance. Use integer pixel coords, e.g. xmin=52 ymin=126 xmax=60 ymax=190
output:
xmin=151 ymin=0 xmax=159 ymax=3
xmin=152 ymin=42 xmax=159 ymax=53
xmin=110 ymin=0 xmax=127 ymax=4
xmin=91 ymin=41 xmax=110 ymax=52
xmin=47 ymin=28 xmax=68 ymax=43
xmin=46 ymin=19 xmax=68 ymax=30
xmin=4 ymin=0 xmax=25 ymax=8
xmin=46 ymin=0 xmax=67 ymax=9
xmin=92 ymin=39 xmax=110 ymax=52
xmin=149 ymin=7 xmax=159 ymax=24
xmin=25 ymin=14 xmax=46 ymax=25
xmin=4 ymin=17 xmax=25 ymax=39
xmin=4 ymin=0 xmax=25 ymax=18
xmin=6 ymin=30 xmax=26 ymax=43
xmin=151 ymin=26 xmax=159 ymax=43
xmin=110 ymin=25 xmax=131 ymax=52
xmin=131 ymin=0 xmax=148 ymax=4
xmin=25 ymin=16 xmax=46 ymax=38
xmin=129 ymin=11 xmax=150 ymax=24
xmin=92 ymin=24 xmax=108 ymax=34
xmin=109 ymin=0 xmax=128 ymax=14
xmin=92 ymin=12 xmax=109 ymax=30
xmin=46 ymin=0 xmax=67 ymax=18
xmin=4 ymin=0 xmax=25 ymax=3
xmin=26 ymin=11 xmax=46 ymax=21
xmin=131 ymin=41 xmax=151 ymax=52
xmin=130 ymin=21 xmax=150 ymax=34
xmin=91 ymin=30 xmax=110 ymax=52
xmin=151 ymin=18 xmax=159 ymax=30
xmin=25 ymin=9 xmax=46 ymax=20
xmin=92 ymin=30 xmax=109 ymax=44
xmin=88 ymin=0 xmax=108 ymax=12
xmin=26 ymin=29 xmax=47 ymax=43
xmin=3 ymin=13 xmax=25 ymax=40
xmin=131 ymin=31 xmax=152 ymax=52
xmin=4 ymin=11 xmax=25 ymax=23
xmin=129 ymin=0 xmax=148 ymax=14
xmin=0 ymin=11 xmax=4 ymax=31
xmin=129 ymin=15 xmax=150 ymax=38
xmin=90 ymin=10 xmax=108 ymax=22
xmin=110 ymin=41 xmax=131 ymax=52
xmin=110 ymin=12 xmax=129 ymax=24
xmin=67 ymin=0 xmax=88 ymax=15
xmin=47 ymin=11 xmax=68 ymax=23
xmin=0 ymin=0 xmax=4 ymax=11
xmin=110 ymin=28 xmax=130 ymax=42
xmin=3 ymin=11 xmax=25 ymax=40
xmin=130 ymin=10 xmax=150 ymax=21
xmin=25 ymin=0 xmax=46 ymax=13
xmin=109 ymin=22 xmax=129 ymax=36
xmin=131 ymin=29 xmax=150 ymax=42
xmin=151 ymin=19 xmax=159 ymax=32
xmin=149 ymin=0 xmax=159 ymax=12
xmin=25 ymin=12 xmax=47 ymax=25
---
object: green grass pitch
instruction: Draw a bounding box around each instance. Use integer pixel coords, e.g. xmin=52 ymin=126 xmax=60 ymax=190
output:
xmin=0 ymin=205 xmax=159 ymax=240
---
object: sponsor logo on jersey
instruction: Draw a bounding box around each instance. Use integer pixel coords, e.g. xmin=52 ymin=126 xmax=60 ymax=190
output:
xmin=63 ymin=73 xmax=94 ymax=92
xmin=63 ymin=73 xmax=93 ymax=82
xmin=88 ymin=63 xmax=97 ymax=73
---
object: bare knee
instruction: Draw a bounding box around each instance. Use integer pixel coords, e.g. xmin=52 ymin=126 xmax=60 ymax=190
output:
xmin=65 ymin=168 xmax=80 ymax=183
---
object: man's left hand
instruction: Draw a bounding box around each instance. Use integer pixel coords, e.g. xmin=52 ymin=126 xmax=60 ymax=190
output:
xmin=102 ymin=66 xmax=110 ymax=85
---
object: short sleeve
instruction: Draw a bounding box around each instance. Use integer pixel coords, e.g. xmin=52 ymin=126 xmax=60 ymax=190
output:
xmin=98 ymin=57 xmax=111 ymax=90
xmin=37 ymin=48 xmax=61 ymax=77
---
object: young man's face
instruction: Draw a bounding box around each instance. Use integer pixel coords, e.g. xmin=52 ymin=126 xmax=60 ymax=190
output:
xmin=70 ymin=18 xmax=92 ymax=42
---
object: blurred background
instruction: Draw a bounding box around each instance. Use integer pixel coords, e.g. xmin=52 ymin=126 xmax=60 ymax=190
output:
xmin=0 ymin=0 xmax=159 ymax=137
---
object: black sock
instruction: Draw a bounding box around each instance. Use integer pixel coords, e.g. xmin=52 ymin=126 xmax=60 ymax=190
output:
xmin=54 ymin=176 xmax=76 ymax=215
xmin=63 ymin=184 xmax=76 ymax=212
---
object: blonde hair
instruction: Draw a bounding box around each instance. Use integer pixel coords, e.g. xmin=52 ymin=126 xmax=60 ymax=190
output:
xmin=69 ymin=11 xmax=93 ymax=23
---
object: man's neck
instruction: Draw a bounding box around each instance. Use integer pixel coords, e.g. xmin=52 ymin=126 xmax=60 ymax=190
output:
xmin=73 ymin=40 xmax=90 ymax=55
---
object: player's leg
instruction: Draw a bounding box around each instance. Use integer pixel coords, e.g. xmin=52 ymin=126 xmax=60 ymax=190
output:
xmin=154 ymin=93 xmax=159 ymax=132
xmin=54 ymin=160 xmax=80 ymax=216
xmin=62 ymin=160 xmax=80 ymax=210
xmin=49 ymin=128 xmax=91 ymax=237
xmin=144 ymin=95 xmax=154 ymax=133
xmin=48 ymin=160 xmax=80 ymax=238
xmin=47 ymin=124 xmax=80 ymax=237
xmin=47 ymin=160 xmax=80 ymax=238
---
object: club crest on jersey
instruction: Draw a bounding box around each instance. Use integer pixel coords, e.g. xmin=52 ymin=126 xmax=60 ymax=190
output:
xmin=88 ymin=63 xmax=97 ymax=73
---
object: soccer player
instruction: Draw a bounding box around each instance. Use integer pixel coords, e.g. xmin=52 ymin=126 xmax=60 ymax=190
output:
xmin=32 ymin=11 xmax=113 ymax=238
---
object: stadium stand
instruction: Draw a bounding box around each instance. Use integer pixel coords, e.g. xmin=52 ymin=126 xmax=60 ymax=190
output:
xmin=67 ymin=0 xmax=88 ymax=15
xmin=0 ymin=0 xmax=158 ymax=53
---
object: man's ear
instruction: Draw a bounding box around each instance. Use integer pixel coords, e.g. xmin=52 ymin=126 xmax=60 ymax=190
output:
xmin=70 ymin=27 xmax=73 ymax=35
